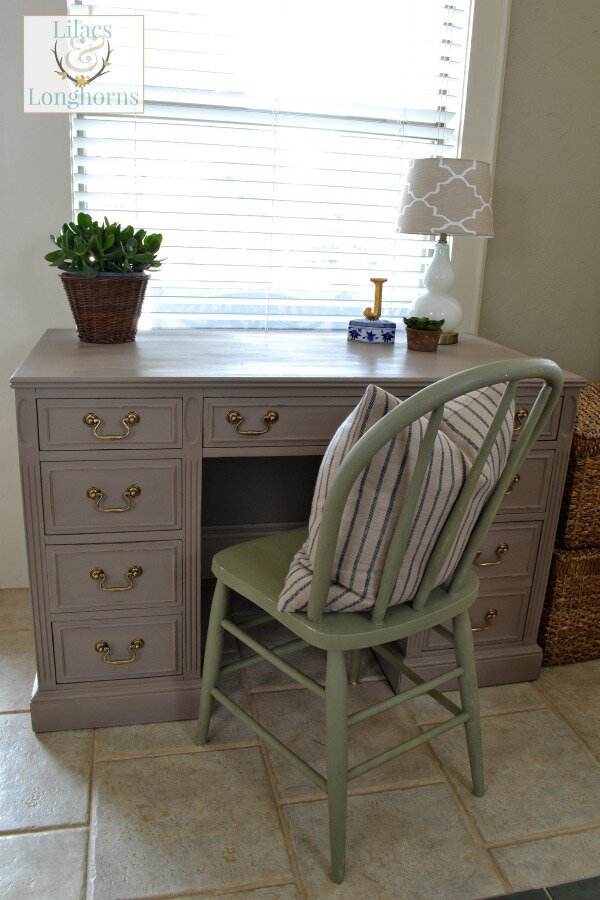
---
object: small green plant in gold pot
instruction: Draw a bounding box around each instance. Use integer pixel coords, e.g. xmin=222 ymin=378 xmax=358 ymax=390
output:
xmin=403 ymin=316 xmax=445 ymax=352
xmin=45 ymin=212 xmax=164 ymax=343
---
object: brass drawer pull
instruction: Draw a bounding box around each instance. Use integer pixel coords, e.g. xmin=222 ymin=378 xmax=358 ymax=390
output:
xmin=89 ymin=565 xmax=143 ymax=592
xmin=83 ymin=411 xmax=140 ymax=441
xmin=94 ymin=637 xmax=145 ymax=665
xmin=471 ymin=608 xmax=498 ymax=632
xmin=226 ymin=409 xmax=279 ymax=436
xmin=505 ymin=473 xmax=521 ymax=495
xmin=514 ymin=407 xmax=529 ymax=432
xmin=86 ymin=484 xmax=141 ymax=513
xmin=475 ymin=541 xmax=509 ymax=567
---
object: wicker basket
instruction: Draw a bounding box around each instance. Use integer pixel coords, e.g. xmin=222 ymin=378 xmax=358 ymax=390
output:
xmin=557 ymin=384 xmax=600 ymax=549
xmin=60 ymin=273 xmax=150 ymax=343
xmin=539 ymin=547 xmax=600 ymax=665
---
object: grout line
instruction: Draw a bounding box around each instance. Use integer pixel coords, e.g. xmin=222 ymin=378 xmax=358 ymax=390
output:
xmin=94 ymin=739 xmax=259 ymax=763
xmin=413 ymin=701 xmax=549 ymax=728
xmin=0 ymin=707 xmax=31 ymax=716
xmin=279 ymin=775 xmax=446 ymax=806
xmin=402 ymin=700 xmax=515 ymax=894
xmin=0 ymin=822 xmax=88 ymax=838
xmin=248 ymin=674 xmax=386 ymax=695
xmin=126 ymin=875 xmax=299 ymax=899
xmin=82 ymin=729 xmax=96 ymax=900
xmin=486 ymin=820 xmax=600 ymax=850
xmin=531 ymin=679 xmax=600 ymax=764
xmin=85 ymin=729 xmax=99 ymax=900
xmin=243 ymin=670 xmax=308 ymax=900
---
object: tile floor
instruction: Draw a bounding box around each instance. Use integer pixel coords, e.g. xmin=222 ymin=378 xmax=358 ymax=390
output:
xmin=1 ymin=588 xmax=599 ymax=899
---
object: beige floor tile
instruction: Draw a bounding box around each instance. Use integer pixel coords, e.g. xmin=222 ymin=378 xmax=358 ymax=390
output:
xmin=0 ymin=629 xmax=36 ymax=712
xmin=283 ymin=782 xmax=505 ymax=898
xmin=538 ymin=659 xmax=600 ymax=756
xmin=430 ymin=708 xmax=600 ymax=843
xmin=0 ymin=827 xmax=87 ymax=899
xmin=90 ymin=748 xmax=293 ymax=898
xmin=407 ymin=680 xmax=547 ymax=726
xmin=239 ymin=621 xmax=384 ymax=691
xmin=0 ymin=714 xmax=93 ymax=831
xmin=95 ymin=672 xmax=253 ymax=759
xmin=254 ymin=682 xmax=440 ymax=800
xmin=491 ymin=826 xmax=600 ymax=891
xmin=0 ymin=589 xmax=33 ymax=631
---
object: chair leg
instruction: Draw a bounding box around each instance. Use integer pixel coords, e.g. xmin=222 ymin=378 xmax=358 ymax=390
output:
xmin=349 ymin=649 xmax=362 ymax=685
xmin=453 ymin=608 xmax=485 ymax=797
xmin=196 ymin=580 xmax=230 ymax=746
xmin=325 ymin=649 xmax=348 ymax=883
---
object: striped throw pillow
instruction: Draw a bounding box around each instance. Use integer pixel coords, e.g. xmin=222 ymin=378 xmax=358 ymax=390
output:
xmin=277 ymin=382 xmax=514 ymax=614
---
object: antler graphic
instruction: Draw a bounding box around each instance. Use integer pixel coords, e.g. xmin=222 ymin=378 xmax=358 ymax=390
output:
xmin=53 ymin=41 xmax=113 ymax=87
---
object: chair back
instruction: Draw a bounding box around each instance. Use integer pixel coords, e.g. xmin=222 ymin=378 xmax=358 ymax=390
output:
xmin=307 ymin=358 xmax=563 ymax=623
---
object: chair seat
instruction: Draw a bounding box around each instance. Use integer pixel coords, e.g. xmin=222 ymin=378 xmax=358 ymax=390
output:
xmin=212 ymin=526 xmax=480 ymax=651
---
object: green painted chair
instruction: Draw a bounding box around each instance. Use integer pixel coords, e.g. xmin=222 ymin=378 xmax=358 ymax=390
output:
xmin=196 ymin=359 xmax=563 ymax=883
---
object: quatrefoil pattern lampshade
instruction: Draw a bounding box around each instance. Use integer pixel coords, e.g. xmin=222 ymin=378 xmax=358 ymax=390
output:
xmin=398 ymin=158 xmax=494 ymax=237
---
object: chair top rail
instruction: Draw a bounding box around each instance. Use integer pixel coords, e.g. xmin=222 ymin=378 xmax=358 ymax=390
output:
xmin=306 ymin=358 xmax=564 ymax=624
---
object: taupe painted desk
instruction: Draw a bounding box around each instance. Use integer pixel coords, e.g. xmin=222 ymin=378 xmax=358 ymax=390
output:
xmin=12 ymin=329 xmax=584 ymax=732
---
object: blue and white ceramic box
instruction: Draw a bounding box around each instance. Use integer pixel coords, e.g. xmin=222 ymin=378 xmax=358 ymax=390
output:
xmin=347 ymin=318 xmax=397 ymax=344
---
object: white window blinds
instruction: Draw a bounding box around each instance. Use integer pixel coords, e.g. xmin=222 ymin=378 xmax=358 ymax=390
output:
xmin=70 ymin=0 xmax=473 ymax=330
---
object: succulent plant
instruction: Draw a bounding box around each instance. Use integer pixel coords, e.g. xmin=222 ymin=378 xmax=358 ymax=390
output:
xmin=44 ymin=212 xmax=163 ymax=277
xmin=402 ymin=316 xmax=445 ymax=332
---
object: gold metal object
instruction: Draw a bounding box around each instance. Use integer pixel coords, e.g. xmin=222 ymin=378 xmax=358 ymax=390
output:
xmin=363 ymin=277 xmax=387 ymax=321
xmin=514 ymin=407 xmax=529 ymax=431
xmin=83 ymin=411 xmax=140 ymax=441
xmin=471 ymin=608 xmax=498 ymax=632
xmin=94 ymin=637 xmax=145 ymax=665
xmin=86 ymin=484 xmax=141 ymax=513
xmin=475 ymin=541 xmax=509 ymax=567
xmin=89 ymin=565 xmax=143 ymax=592
xmin=226 ymin=409 xmax=279 ymax=436
xmin=505 ymin=473 xmax=521 ymax=495
xmin=439 ymin=332 xmax=459 ymax=345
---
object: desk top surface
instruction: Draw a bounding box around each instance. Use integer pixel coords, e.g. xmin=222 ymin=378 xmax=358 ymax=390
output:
xmin=11 ymin=329 xmax=583 ymax=388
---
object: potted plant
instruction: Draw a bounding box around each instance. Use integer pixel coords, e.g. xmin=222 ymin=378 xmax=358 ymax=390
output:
xmin=45 ymin=212 xmax=163 ymax=343
xmin=403 ymin=316 xmax=445 ymax=352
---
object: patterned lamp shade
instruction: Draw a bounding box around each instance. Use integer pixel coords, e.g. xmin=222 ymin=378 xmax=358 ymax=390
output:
xmin=398 ymin=158 xmax=494 ymax=237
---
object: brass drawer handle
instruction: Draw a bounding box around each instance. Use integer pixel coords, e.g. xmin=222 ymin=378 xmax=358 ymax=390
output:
xmin=89 ymin=565 xmax=143 ymax=592
xmin=86 ymin=484 xmax=141 ymax=513
xmin=226 ymin=409 xmax=279 ymax=436
xmin=471 ymin=608 xmax=498 ymax=632
xmin=505 ymin=473 xmax=521 ymax=495
xmin=514 ymin=408 xmax=529 ymax=432
xmin=83 ymin=411 xmax=140 ymax=441
xmin=475 ymin=541 xmax=509 ymax=567
xmin=94 ymin=637 xmax=145 ymax=665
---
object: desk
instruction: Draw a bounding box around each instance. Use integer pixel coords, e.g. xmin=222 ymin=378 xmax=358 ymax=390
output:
xmin=12 ymin=329 xmax=584 ymax=731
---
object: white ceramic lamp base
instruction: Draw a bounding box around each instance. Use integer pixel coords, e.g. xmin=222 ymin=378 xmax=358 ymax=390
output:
xmin=411 ymin=239 xmax=461 ymax=342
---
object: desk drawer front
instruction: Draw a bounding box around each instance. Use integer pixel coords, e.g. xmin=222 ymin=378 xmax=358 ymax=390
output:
xmin=203 ymin=396 xmax=357 ymax=448
xmin=41 ymin=460 xmax=181 ymax=534
xmin=38 ymin=399 xmax=182 ymax=450
xmin=473 ymin=521 xmax=542 ymax=584
xmin=513 ymin=395 xmax=561 ymax=441
xmin=52 ymin=616 xmax=181 ymax=683
xmin=424 ymin=587 xmax=530 ymax=650
xmin=46 ymin=541 xmax=182 ymax=612
xmin=499 ymin=450 xmax=554 ymax=515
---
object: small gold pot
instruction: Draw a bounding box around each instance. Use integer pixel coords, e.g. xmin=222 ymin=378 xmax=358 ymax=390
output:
xmin=405 ymin=327 xmax=442 ymax=352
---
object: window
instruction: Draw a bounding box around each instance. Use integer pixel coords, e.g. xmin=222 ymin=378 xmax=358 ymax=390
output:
xmin=71 ymin=0 xmax=474 ymax=329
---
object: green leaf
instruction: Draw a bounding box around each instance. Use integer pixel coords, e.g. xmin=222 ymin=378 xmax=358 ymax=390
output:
xmin=77 ymin=211 xmax=93 ymax=229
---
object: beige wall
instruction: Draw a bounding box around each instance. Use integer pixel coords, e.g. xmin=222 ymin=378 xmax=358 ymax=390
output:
xmin=0 ymin=0 xmax=71 ymax=588
xmin=479 ymin=0 xmax=600 ymax=382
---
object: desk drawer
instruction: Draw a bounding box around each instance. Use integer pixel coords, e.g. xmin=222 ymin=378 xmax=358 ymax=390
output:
xmin=498 ymin=450 xmax=554 ymax=515
xmin=472 ymin=521 xmax=542 ymax=584
xmin=513 ymin=395 xmax=561 ymax=441
xmin=41 ymin=460 xmax=181 ymax=534
xmin=52 ymin=616 xmax=181 ymax=683
xmin=203 ymin=396 xmax=357 ymax=448
xmin=424 ymin=587 xmax=530 ymax=650
xmin=46 ymin=541 xmax=182 ymax=612
xmin=38 ymin=399 xmax=182 ymax=450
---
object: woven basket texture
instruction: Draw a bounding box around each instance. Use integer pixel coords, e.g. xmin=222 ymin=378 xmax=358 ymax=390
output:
xmin=60 ymin=273 xmax=149 ymax=343
xmin=539 ymin=546 xmax=600 ymax=665
xmin=557 ymin=383 xmax=600 ymax=549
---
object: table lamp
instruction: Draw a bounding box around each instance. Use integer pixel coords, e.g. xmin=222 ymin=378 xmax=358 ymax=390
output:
xmin=397 ymin=158 xmax=493 ymax=344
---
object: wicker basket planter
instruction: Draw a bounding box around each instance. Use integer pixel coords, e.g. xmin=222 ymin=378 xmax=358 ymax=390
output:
xmin=539 ymin=547 xmax=600 ymax=665
xmin=557 ymin=384 xmax=600 ymax=549
xmin=60 ymin=273 xmax=150 ymax=344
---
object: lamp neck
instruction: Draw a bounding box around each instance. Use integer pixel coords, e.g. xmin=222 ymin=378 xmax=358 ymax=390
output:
xmin=438 ymin=232 xmax=448 ymax=244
